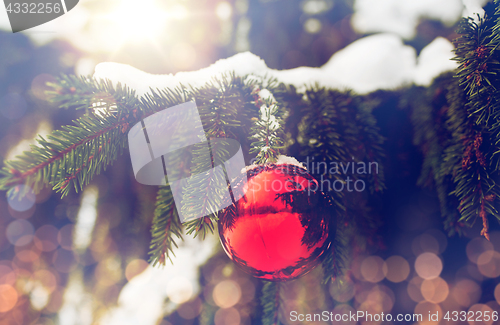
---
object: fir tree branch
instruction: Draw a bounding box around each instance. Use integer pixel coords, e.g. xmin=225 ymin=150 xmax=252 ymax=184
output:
xmin=440 ymin=78 xmax=470 ymax=235
xmin=0 ymin=110 xmax=129 ymax=197
xmin=48 ymin=74 xmax=142 ymax=114
xmin=249 ymin=82 xmax=285 ymax=164
xmin=447 ymin=2 xmax=500 ymax=238
xmin=0 ymin=75 xmax=142 ymax=197
xmin=292 ymin=87 xmax=386 ymax=282
xmin=321 ymin=220 xmax=349 ymax=284
xmin=353 ymin=95 xmax=386 ymax=193
xmin=181 ymin=73 xmax=255 ymax=236
xmin=409 ymin=76 xmax=465 ymax=235
xmin=149 ymin=185 xmax=183 ymax=266
xmin=261 ymin=282 xmax=283 ymax=325
xmin=144 ymin=73 xmax=259 ymax=263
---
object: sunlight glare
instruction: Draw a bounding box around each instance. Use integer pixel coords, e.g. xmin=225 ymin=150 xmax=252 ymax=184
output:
xmin=105 ymin=0 xmax=169 ymax=42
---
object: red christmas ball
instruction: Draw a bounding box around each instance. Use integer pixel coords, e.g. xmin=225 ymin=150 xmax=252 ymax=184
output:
xmin=218 ymin=163 xmax=334 ymax=281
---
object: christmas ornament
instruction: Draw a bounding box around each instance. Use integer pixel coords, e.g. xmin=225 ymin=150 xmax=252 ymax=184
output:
xmin=218 ymin=163 xmax=335 ymax=281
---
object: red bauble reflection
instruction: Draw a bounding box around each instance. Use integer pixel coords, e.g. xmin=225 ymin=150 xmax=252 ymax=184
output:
xmin=218 ymin=163 xmax=335 ymax=281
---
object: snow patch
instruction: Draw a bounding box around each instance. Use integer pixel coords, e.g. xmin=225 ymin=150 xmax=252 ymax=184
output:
xmin=352 ymin=0 xmax=463 ymax=39
xmin=95 ymin=35 xmax=456 ymax=96
xmin=462 ymin=0 xmax=488 ymax=21
xmin=275 ymin=155 xmax=306 ymax=168
xmin=242 ymin=155 xmax=306 ymax=173
xmin=258 ymin=104 xmax=280 ymax=132
xmin=99 ymin=235 xmax=217 ymax=325
xmin=95 ymin=36 xmax=416 ymax=95
xmin=258 ymin=89 xmax=276 ymax=103
xmin=317 ymin=33 xmax=416 ymax=93
xmin=94 ymin=52 xmax=269 ymax=97
xmin=415 ymin=37 xmax=458 ymax=86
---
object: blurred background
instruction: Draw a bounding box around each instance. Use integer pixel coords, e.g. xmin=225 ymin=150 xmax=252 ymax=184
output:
xmin=1 ymin=0 xmax=500 ymax=324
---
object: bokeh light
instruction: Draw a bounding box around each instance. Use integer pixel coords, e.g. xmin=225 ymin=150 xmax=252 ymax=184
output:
xmin=468 ymin=304 xmax=495 ymax=325
xmin=52 ymin=249 xmax=78 ymax=273
xmin=15 ymin=246 xmax=40 ymax=263
xmin=360 ymin=255 xmax=385 ymax=283
xmin=31 ymin=269 xmax=58 ymax=293
xmin=45 ymin=287 xmax=65 ymax=314
xmin=7 ymin=202 xmax=36 ymax=220
xmin=29 ymin=283 xmax=51 ymax=310
xmin=0 ymin=284 xmax=19 ymax=312
xmin=177 ymin=297 xmax=202 ymax=320
xmin=304 ymin=18 xmax=322 ymax=34
xmin=329 ymin=276 xmax=355 ymax=303
xmin=452 ymin=279 xmax=482 ymax=307
xmin=467 ymin=237 xmax=494 ymax=264
xmin=351 ymin=255 xmax=366 ymax=281
xmin=495 ymin=283 xmax=500 ymax=305
xmin=420 ymin=276 xmax=448 ymax=303
xmin=215 ymin=2 xmax=232 ymax=21
xmin=7 ymin=185 xmax=35 ymax=212
xmin=214 ymin=307 xmax=240 ymax=325
xmin=456 ymin=263 xmax=484 ymax=282
xmin=383 ymin=255 xmax=410 ymax=282
xmin=31 ymin=74 xmax=57 ymax=101
xmin=125 ymin=259 xmax=149 ymax=281
xmin=407 ymin=276 xmax=425 ymax=303
xmin=6 ymin=219 xmax=34 ymax=246
xmin=477 ymin=250 xmax=500 ymax=278
xmin=415 ymin=252 xmax=442 ymax=279
xmin=212 ymin=280 xmax=241 ymax=309
xmin=0 ymin=264 xmax=16 ymax=286
xmin=332 ymin=304 xmax=357 ymax=325
xmin=94 ymin=257 xmax=122 ymax=287
xmin=57 ymin=225 xmax=74 ymax=251
xmin=414 ymin=301 xmax=441 ymax=325
xmin=34 ymin=225 xmax=59 ymax=252
xmin=412 ymin=233 xmax=440 ymax=255
xmin=363 ymin=285 xmax=394 ymax=313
